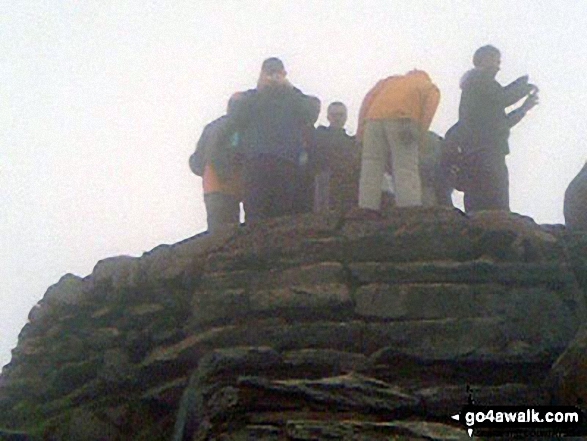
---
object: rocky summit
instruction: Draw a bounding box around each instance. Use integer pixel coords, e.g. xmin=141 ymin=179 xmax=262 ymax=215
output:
xmin=1 ymin=207 xmax=587 ymax=440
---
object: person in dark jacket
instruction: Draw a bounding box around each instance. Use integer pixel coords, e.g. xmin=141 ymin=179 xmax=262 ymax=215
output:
xmin=230 ymin=57 xmax=319 ymax=222
xmin=314 ymin=101 xmax=360 ymax=214
xmin=449 ymin=45 xmax=539 ymax=212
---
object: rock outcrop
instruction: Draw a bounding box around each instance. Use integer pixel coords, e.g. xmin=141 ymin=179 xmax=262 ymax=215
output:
xmin=0 ymin=208 xmax=586 ymax=440
xmin=565 ymin=162 xmax=587 ymax=231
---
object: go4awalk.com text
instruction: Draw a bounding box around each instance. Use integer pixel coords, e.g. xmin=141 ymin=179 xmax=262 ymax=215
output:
xmin=451 ymin=405 xmax=586 ymax=437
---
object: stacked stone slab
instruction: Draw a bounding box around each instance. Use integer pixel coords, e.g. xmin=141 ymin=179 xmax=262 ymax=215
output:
xmin=0 ymin=208 xmax=585 ymax=440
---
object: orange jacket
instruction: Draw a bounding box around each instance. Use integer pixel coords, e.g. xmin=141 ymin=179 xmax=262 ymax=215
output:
xmin=202 ymin=162 xmax=242 ymax=198
xmin=357 ymin=70 xmax=440 ymax=141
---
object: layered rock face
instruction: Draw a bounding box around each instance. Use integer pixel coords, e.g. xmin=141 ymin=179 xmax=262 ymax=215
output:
xmin=0 ymin=208 xmax=586 ymax=440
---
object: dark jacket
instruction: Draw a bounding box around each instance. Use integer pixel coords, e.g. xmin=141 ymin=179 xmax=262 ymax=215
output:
xmin=314 ymin=126 xmax=357 ymax=170
xmin=190 ymin=116 xmax=225 ymax=177
xmin=190 ymin=115 xmax=238 ymax=181
xmin=458 ymin=69 xmax=532 ymax=155
xmin=313 ymin=125 xmax=360 ymax=213
xmin=230 ymin=86 xmax=318 ymax=163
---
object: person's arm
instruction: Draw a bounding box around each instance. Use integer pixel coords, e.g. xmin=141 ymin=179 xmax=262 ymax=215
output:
xmin=189 ymin=119 xmax=217 ymax=176
xmin=356 ymin=78 xmax=388 ymax=142
xmin=226 ymin=89 xmax=255 ymax=131
xmin=506 ymin=91 xmax=539 ymax=127
xmin=287 ymin=88 xmax=321 ymax=125
xmin=501 ymin=75 xmax=533 ymax=107
xmin=470 ymin=74 xmax=530 ymax=111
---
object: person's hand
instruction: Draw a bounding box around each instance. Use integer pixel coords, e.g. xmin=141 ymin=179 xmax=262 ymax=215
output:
xmin=257 ymin=72 xmax=272 ymax=90
xmin=528 ymin=83 xmax=539 ymax=95
xmin=274 ymin=74 xmax=293 ymax=89
xmin=514 ymin=75 xmax=529 ymax=85
xmin=521 ymin=92 xmax=539 ymax=112
xmin=260 ymin=72 xmax=292 ymax=90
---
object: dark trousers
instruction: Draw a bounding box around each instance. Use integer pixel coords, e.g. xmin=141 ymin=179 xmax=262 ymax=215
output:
xmin=242 ymin=155 xmax=307 ymax=223
xmin=204 ymin=193 xmax=240 ymax=232
xmin=463 ymin=152 xmax=509 ymax=213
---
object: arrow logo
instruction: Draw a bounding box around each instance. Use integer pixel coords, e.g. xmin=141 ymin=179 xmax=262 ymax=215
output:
xmin=451 ymin=414 xmax=473 ymax=437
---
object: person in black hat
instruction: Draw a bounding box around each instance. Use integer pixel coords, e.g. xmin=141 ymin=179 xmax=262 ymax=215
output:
xmin=230 ymin=57 xmax=319 ymax=222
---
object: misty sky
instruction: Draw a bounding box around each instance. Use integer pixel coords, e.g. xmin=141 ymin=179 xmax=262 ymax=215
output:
xmin=2 ymin=1 xmax=586 ymax=368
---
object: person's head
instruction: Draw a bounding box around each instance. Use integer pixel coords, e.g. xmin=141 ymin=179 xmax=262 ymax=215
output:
xmin=309 ymin=96 xmax=321 ymax=125
xmin=327 ymin=101 xmax=347 ymax=129
xmin=261 ymin=57 xmax=285 ymax=74
xmin=258 ymin=57 xmax=287 ymax=89
xmin=473 ymin=45 xmax=501 ymax=77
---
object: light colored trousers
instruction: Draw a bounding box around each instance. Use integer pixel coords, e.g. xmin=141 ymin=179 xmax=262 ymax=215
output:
xmin=359 ymin=119 xmax=423 ymax=209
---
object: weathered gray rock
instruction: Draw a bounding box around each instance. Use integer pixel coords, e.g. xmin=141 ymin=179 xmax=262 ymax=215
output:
xmin=343 ymin=212 xmax=474 ymax=263
xmin=362 ymin=318 xmax=509 ymax=360
xmin=194 ymin=346 xmax=283 ymax=379
xmin=206 ymin=212 xmax=341 ymax=271
xmin=191 ymin=263 xmax=351 ymax=328
xmin=128 ymin=303 xmax=165 ymax=316
xmin=38 ymin=273 xmax=87 ymax=311
xmin=0 ymin=429 xmax=30 ymax=440
xmin=355 ymin=282 xmax=584 ymax=351
xmin=142 ymin=321 xmax=365 ymax=381
xmin=173 ymin=347 xmax=283 ymax=441
xmin=98 ymin=348 xmax=135 ymax=386
xmin=355 ymin=283 xmax=501 ymax=319
xmin=548 ymin=325 xmax=587 ymax=406
xmin=238 ymin=373 xmax=420 ymax=413
xmin=229 ymin=420 xmax=473 ymax=441
xmin=141 ymin=377 xmax=188 ymax=407
xmin=46 ymin=357 xmax=101 ymax=399
xmin=415 ymin=383 xmax=549 ymax=417
xmin=140 ymin=245 xmax=191 ymax=285
xmin=90 ymin=255 xmax=141 ymax=291
xmin=175 ymin=368 xmax=422 ymax=441
xmin=212 ymin=420 xmax=471 ymax=440
xmin=86 ymin=327 xmax=122 ymax=351
xmin=564 ymin=232 xmax=587 ymax=295
xmin=350 ymin=260 xmax=576 ymax=285
xmin=2 ymin=209 xmax=586 ymax=440
xmin=65 ymin=408 xmax=122 ymax=441
xmin=283 ymin=349 xmax=369 ymax=377
xmin=565 ymin=162 xmax=587 ymax=231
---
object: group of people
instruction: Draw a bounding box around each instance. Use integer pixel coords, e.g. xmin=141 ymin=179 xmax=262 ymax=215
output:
xmin=190 ymin=46 xmax=540 ymax=232
xmin=189 ymin=57 xmax=360 ymax=231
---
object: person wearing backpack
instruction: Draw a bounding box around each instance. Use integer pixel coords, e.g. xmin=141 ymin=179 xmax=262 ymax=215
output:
xmin=452 ymin=45 xmax=539 ymax=213
xmin=189 ymin=93 xmax=243 ymax=232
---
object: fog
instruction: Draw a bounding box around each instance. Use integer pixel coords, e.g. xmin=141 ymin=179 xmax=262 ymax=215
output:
xmin=2 ymin=0 xmax=586 ymax=368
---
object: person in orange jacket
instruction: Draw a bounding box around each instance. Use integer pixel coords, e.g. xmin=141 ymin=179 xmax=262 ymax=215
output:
xmin=190 ymin=93 xmax=243 ymax=232
xmin=357 ymin=69 xmax=440 ymax=211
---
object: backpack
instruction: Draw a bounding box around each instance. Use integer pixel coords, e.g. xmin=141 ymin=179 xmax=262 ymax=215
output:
xmin=441 ymin=124 xmax=467 ymax=191
xmin=189 ymin=116 xmax=230 ymax=177
xmin=189 ymin=148 xmax=205 ymax=177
